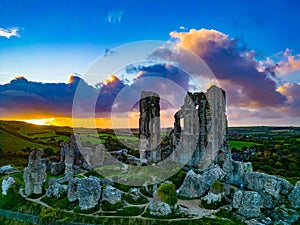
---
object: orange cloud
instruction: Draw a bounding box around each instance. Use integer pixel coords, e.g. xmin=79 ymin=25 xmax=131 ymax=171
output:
xmin=277 ymin=49 xmax=300 ymax=75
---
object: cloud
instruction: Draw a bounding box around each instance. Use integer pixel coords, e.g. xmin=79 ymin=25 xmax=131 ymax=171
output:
xmin=0 ymin=27 xmax=20 ymax=39
xmin=168 ymin=28 xmax=286 ymax=108
xmin=0 ymin=75 xmax=128 ymax=119
xmin=107 ymin=10 xmax=124 ymax=24
xmin=276 ymin=49 xmax=300 ymax=75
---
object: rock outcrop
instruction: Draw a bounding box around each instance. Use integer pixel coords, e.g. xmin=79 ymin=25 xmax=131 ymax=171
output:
xmin=67 ymin=178 xmax=79 ymax=202
xmin=102 ymin=185 xmax=122 ymax=204
xmin=148 ymin=196 xmax=172 ymax=216
xmin=243 ymin=172 xmax=293 ymax=199
xmin=0 ymin=165 xmax=20 ymax=175
xmin=228 ymin=161 xmax=253 ymax=186
xmin=288 ymin=181 xmax=300 ymax=209
xmin=50 ymin=162 xmax=65 ymax=176
xmin=67 ymin=177 xmax=101 ymax=210
xmin=23 ymin=149 xmax=46 ymax=195
xmin=265 ymin=204 xmax=299 ymax=225
xmin=201 ymin=191 xmax=224 ymax=205
xmin=46 ymin=178 xmax=68 ymax=198
xmin=1 ymin=176 xmax=15 ymax=195
xmin=233 ymin=190 xmax=261 ymax=219
xmin=178 ymin=164 xmax=225 ymax=198
xmin=128 ymin=188 xmax=143 ymax=201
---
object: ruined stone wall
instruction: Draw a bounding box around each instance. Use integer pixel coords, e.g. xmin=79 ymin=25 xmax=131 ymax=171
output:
xmin=171 ymin=85 xmax=229 ymax=170
xmin=139 ymin=91 xmax=161 ymax=163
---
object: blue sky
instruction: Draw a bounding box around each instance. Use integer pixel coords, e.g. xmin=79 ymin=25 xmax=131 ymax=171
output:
xmin=1 ymin=0 xmax=300 ymax=83
xmin=1 ymin=0 xmax=300 ymax=126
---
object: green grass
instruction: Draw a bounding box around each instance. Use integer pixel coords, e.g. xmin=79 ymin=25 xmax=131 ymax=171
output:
xmin=101 ymin=200 xmax=124 ymax=211
xmin=0 ymin=130 xmax=52 ymax=155
xmin=229 ymin=140 xmax=262 ymax=150
xmin=41 ymin=196 xmax=78 ymax=211
xmin=296 ymin=138 xmax=300 ymax=142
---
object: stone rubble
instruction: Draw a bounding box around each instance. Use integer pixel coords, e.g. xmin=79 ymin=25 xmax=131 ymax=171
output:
xmin=177 ymin=164 xmax=225 ymax=198
xmin=0 ymin=165 xmax=20 ymax=175
xmin=1 ymin=176 xmax=15 ymax=195
xmin=102 ymin=185 xmax=122 ymax=205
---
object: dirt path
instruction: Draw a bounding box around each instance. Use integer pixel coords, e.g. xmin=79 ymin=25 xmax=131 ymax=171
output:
xmin=26 ymin=195 xmax=50 ymax=208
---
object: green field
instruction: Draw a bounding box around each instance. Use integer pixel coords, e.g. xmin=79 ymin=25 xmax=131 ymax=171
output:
xmin=229 ymin=140 xmax=261 ymax=150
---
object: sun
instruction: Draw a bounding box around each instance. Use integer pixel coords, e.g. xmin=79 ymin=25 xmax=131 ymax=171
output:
xmin=23 ymin=118 xmax=55 ymax=126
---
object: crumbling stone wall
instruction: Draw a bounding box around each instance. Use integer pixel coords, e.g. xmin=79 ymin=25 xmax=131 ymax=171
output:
xmin=24 ymin=149 xmax=46 ymax=195
xmin=139 ymin=91 xmax=161 ymax=163
xmin=171 ymin=85 xmax=230 ymax=170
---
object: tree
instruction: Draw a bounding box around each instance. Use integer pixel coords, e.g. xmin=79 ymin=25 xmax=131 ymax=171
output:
xmin=289 ymin=163 xmax=298 ymax=171
xmin=275 ymin=161 xmax=283 ymax=169
xmin=157 ymin=183 xmax=177 ymax=208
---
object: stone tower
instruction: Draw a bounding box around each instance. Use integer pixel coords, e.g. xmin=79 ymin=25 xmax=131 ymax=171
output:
xmin=170 ymin=85 xmax=229 ymax=170
xmin=139 ymin=91 xmax=161 ymax=163
xmin=24 ymin=149 xmax=46 ymax=195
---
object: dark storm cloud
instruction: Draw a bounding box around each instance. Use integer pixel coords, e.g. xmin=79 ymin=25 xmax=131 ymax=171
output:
xmin=0 ymin=75 xmax=127 ymax=118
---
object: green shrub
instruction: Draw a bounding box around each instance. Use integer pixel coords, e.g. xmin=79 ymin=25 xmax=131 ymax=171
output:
xmin=0 ymin=175 xmax=26 ymax=210
xmin=114 ymin=206 xmax=145 ymax=216
xmin=215 ymin=208 xmax=246 ymax=224
xmin=124 ymin=193 xmax=149 ymax=205
xmin=210 ymin=181 xmax=225 ymax=194
xmin=41 ymin=196 xmax=77 ymax=211
xmin=140 ymin=185 xmax=154 ymax=198
xmin=101 ymin=200 xmax=124 ymax=211
xmin=157 ymin=183 xmax=177 ymax=207
xmin=168 ymin=170 xmax=186 ymax=189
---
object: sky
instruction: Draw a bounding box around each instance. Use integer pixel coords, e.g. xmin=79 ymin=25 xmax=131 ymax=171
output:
xmin=0 ymin=0 xmax=300 ymax=127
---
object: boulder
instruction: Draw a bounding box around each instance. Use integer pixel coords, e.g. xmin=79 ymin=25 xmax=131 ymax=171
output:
xmin=288 ymin=181 xmax=300 ymax=209
xmin=50 ymin=162 xmax=65 ymax=176
xmin=77 ymin=177 xmax=101 ymax=210
xmin=0 ymin=165 xmax=20 ymax=175
xmin=178 ymin=164 xmax=225 ymax=198
xmin=260 ymin=191 xmax=278 ymax=209
xmin=128 ymin=188 xmax=143 ymax=201
xmin=201 ymin=191 xmax=224 ymax=205
xmin=243 ymin=172 xmax=293 ymax=199
xmin=233 ymin=190 xmax=261 ymax=219
xmin=265 ymin=204 xmax=299 ymax=225
xmin=46 ymin=178 xmax=68 ymax=198
xmin=228 ymin=161 xmax=253 ymax=186
xmin=148 ymin=196 xmax=172 ymax=216
xmin=102 ymin=185 xmax=122 ymax=204
xmin=1 ymin=176 xmax=15 ymax=195
xmin=67 ymin=178 xmax=79 ymax=202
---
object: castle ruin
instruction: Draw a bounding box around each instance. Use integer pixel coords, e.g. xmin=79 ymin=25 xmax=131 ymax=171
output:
xmin=138 ymin=91 xmax=161 ymax=163
xmin=139 ymin=85 xmax=230 ymax=170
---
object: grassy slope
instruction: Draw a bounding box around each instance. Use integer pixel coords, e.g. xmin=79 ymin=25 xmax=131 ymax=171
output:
xmin=0 ymin=129 xmax=51 ymax=155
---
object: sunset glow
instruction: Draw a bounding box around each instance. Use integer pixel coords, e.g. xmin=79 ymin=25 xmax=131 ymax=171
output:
xmin=23 ymin=118 xmax=55 ymax=126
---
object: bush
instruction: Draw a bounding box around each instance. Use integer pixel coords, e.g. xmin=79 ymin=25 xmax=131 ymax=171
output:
xmin=124 ymin=193 xmax=149 ymax=205
xmin=0 ymin=175 xmax=26 ymax=210
xmin=210 ymin=181 xmax=224 ymax=194
xmin=101 ymin=200 xmax=124 ymax=211
xmin=114 ymin=206 xmax=145 ymax=216
xmin=168 ymin=170 xmax=186 ymax=189
xmin=275 ymin=162 xmax=283 ymax=169
xmin=157 ymin=183 xmax=177 ymax=207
